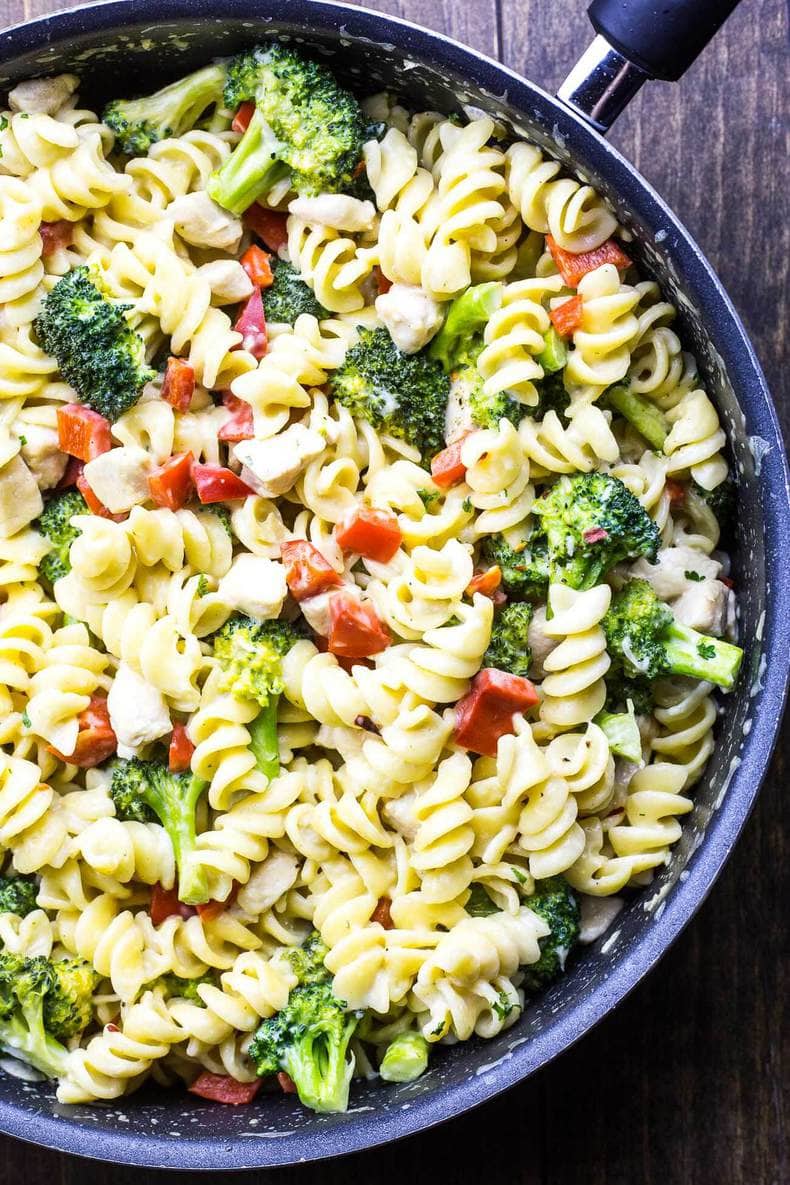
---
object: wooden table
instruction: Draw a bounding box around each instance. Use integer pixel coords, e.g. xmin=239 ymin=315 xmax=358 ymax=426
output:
xmin=0 ymin=0 xmax=787 ymax=1181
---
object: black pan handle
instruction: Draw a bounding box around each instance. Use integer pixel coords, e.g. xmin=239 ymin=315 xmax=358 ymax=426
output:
xmin=558 ymin=0 xmax=744 ymax=133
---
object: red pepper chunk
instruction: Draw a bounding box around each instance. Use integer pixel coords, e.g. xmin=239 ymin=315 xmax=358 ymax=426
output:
xmin=467 ymin=566 xmax=502 ymax=598
xmin=234 ymin=287 xmax=268 ymax=360
xmin=150 ymin=884 xmax=196 ymax=925
xmin=277 ymin=1072 xmax=298 ymax=1094
xmin=39 ymin=220 xmax=72 ymax=258
xmin=57 ymin=404 xmax=111 ymax=462
xmin=218 ymin=392 xmax=254 ymax=443
xmin=453 ymin=669 xmax=539 ymax=757
xmin=192 ymin=462 xmax=253 ymax=503
xmin=328 ymin=592 xmax=390 ymax=659
xmin=57 ymin=455 xmax=83 ymax=489
xmin=189 ymin=1072 xmax=262 ymax=1105
xmin=665 ymin=478 xmax=686 ymax=505
xmin=335 ymin=507 xmax=402 ymax=563
xmin=76 ymin=472 xmax=122 ymax=520
xmin=161 ymin=357 xmax=195 ymax=413
xmin=372 ymin=896 xmax=394 ymax=929
xmin=281 ymin=540 xmax=343 ymax=602
xmin=240 ymin=244 xmax=274 ymax=289
xmin=232 ymin=101 xmax=255 ymax=134
xmin=373 ymin=266 xmax=392 ymax=295
xmin=148 ymin=452 xmax=194 ymax=511
xmin=168 ymin=722 xmax=194 ymax=773
xmin=243 ymin=204 xmax=289 ymax=253
xmin=431 ymin=433 xmax=473 ymax=489
xmin=196 ymin=883 xmax=238 ymax=923
xmin=48 ymin=693 xmax=117 ymax=768
xmin=549 ymin=294 xmax=583 ymax=337
xmin=545 ymin=235 xmax=632 ymax=288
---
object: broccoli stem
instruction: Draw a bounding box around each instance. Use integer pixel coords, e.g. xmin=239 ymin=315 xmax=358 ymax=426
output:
xmin=4 ymin=1002 xmax=69 ymax=1078
xmin=379 ymin=1032 xmax=429 ymax=1083
xmin=282 ymin=1011 xmax=359 ymax=1113
xmin=662 ymin=621 xmax=743 ymax=688
xmin=207 ymin=106 xmax=290 ymax=215
xmin=151 ymin=774 xmax=209 ymax=905
xmin=536 ymin=327 xmax=568 ymax=374
xmin=594 ymin=708 xmax=642 ymax=763
xmin=605 ymin=384 xmax=669 ymax=450
xmin=248 ymin=696 xmax=281 ymax=782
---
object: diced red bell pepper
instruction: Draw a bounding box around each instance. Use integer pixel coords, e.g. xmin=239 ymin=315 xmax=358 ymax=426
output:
xmin=467 ymin=566 xmax=502 ymax=598
xmin=148 ymin=452 xmax=194 ymax=511
xmin=281 ymin=540 xmax=343 ymax=602
xmin=453 ymin=668 xmax=539 ymax=758
xmin=373 ymin=266 xmax=392 ymax=296
xmin=328 ymin=592 xmax=390 ymax=659
xmin=57 ymin=404 xmax=111 ymax=462
xmin=545 ymin=235 xmax=632 ymax=288
xmin=371 ymin=896 xmax=394 ymax=929
xmin=57 ymin=455 xmax=84 ymax=489
xmin=549 ymin=294 xmax=583 ymax=337
xmin=240 ymin=244 xmax=274 ymax=289
xmin=243 ymin=204 xmax=289 ymax=253
xmin=218 ymin=392 xmax=254 ymax=443
xmin=234 ymin=287 xmax=268 ymax=360
xmin=277 ymin=1072 xmax=298 ymax=1094
xmin=76 ymin=471 xmax=122 ymax=520
xmin=161 ymin=357 xmax=195 ymax=413
xmin=431 ymin=432 xmax=473 ymax=489
xmin=192 ymin=462 xmax=254 ymax=503
xmin=582 ymin=526 xmax=609 ymax=544
xmin=168 ymin=722 xmax=195 ymax=773
xmin=721 ymin=576 xmax=735 ymax=590
xmin=39 ymin=220 xmax=72 ymax=258
xmin=189 ymin=1072 xmax=262 ymax=1105
xmin=232 ymin=101 xmax=255 ymax=134
xmin=335 ymin=507 xmax=402 ymax=564
xmin=48 ymin=693 xmax=117 ymax=768
xmin=150 ymin=883 xmax=197 ymax=925
xmin=666 ymin=478 xmax=686 ymax=505
xmin=196 ymin=882 xmax=238 ymax=922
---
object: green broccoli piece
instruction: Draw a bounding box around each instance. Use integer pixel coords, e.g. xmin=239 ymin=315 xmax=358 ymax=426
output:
xmin=209 ymin=44 xmax=367 ymax=215
xmin=417 ymin=488 xmax=441 ymax=510
xmin=521 ymin=877 xmax=580 ymax=993
xmin=379 ymin=1031 xmax=429 ymax=1083
xmin=110 ymin=758 xmax=209 ymax=905
xmin=429 ymin=282 xmax=502 ymax=371
xmin=604 ymin=384 xmax=669 ymax=450
xmin=212 ymin=615 xmax=304 ymax=783
xmin=532 ymin=368 xmax=571 ymax=419
xmin=37 ymin=490 xmax=88 ymax=585
xmin=594 ymin=705 xmax=642 ymax=763
xmin=0 ymin=875 xmax=38 ymax=918
xmin=535 ymin=327 xmax=568 ymax=375
xmin=532 ymin=472 xmax=660 ymax=590
xmin=460 ymin=364 xmax=524 ymax=430
xmin=465 ymin=884 xmax=498 ymax=917
xmin=283 ymin=931 xmax=330 ymax=986
xmin=263 ymin=258 xmax=327 ymax=324
xmin=205 ymin=504 xmax=232 ymax=536
xmin=480 ymin=533 xmax=549 ymax=601
xmin=330 ymin=328 xmax=450 ymax=459
xmin=249 ymin=981 xmax=360 ymax=1113
xmin=483 ymin=602 xmax=533 ymax=678
xmin=0 ymin=952 xmax=95 ymax=1077
xmin=602 ymin=578 xmax=743 ymax=690
xmin=103 ymin=64 xmax=226 ymax=156
xmin=34 ymin=266 xmax=154 ymax=421
xmin=154 ymin=972 xmax=217 ymax=1002
xmin=691 ymin=476 xmax=735 ymax=534
xmin=604 ymin=671 xmax=656 ymax=717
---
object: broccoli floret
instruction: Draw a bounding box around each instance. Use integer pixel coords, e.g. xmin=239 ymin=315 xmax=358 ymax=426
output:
xmin=263 ymin=258 xmax=327 ymax=324
xmin=461 ymin=364 xmax=524 ymax=431
xmin=465 ymin=884 xmax=498 ymax=917
xmin=429 ymin=282 xmax=502 ymax=371
xmin=34 ymin=266 xmax=154 ymax=421
xmin=209 ymin=44 xmax=367 ymax=215
xmin=521 ymin=877 xmax=580 ymax=993
xmin=330 ymin=328 xmax=450 ymax=459
xmin=283 ymin=931 xmax=330 ymax=986
xmin=603 ymin=578 xmax=743 ymax=690
xmin=103 ymin=64 xmax=226 ymax=156
xmin=532 ymin=472 xmax=660 ymax=590
xmin=417 ymin=488 xmax=441 ymax=510
xmin=110 ymin=758 xmax=209 ymax=904
xmin=37 ymin=490 xmax=88 ymax=585
xmin=480 ymin=533 xmax=549 ymax=601
xmin=212 ymin=615 xmax=304 ymax=783
xmin=604 ymin=384 xmax=669 ymax=450
xmin=692 ymin=477 xmax=735 ymax=533
xmin=0 ymin=952 xmax=94 ymax=1077
xmin=594 ymin=704 xmax=642 ymax=763
xmin=532 ymin=368 xmax=571 ymax=419
xmin=379 ymin=1031 xmax=429 ymax=1083
xmin=483 ymin=602 xmax=533 ymax=678
xmin=0 ymin=875 xmax=38 ymax=918
xmin=249 ymin=981 xmax=360 ymax=1113
xmin=205 ymin=504 xmax=232 ymax=536
xmin=154 ymin=972 xmax=217 ymax=1002
xmin=604 ymin=671 xmax=655 ymax=716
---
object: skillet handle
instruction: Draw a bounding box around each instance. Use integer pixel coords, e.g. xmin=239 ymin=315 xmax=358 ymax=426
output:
xmin=558 ymin=0 xmax=743 ymax=133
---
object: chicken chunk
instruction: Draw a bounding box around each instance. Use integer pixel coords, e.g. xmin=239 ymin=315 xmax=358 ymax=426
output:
xmin=288 ymin=194 xmax=376 ymax=232
xmin=527 ymin=606 xmax=559 ymax=680
xmin=382 ymin=790 xmax=419 ymax=842
xmin=234 ymin=424 xmax=325 ymax=498
xmin=672 ymin=579 xmax=730 ymax=636
xmin=168 ymin=191 xmax=243 ymax=252
xmin=108 ymin=663 xmax=172 ymax=760
xmin=83 ymin=446 xmax=152 ymax=514
xmin=375 ymin=283 xmax=444 ymax=355
xmin=0 ymin=453 xmax=43 ymax=538
xmin=198 ymin=259 xmax=254 ymax=304
xmin=630 ymin=545 xmax=721 ymax=601
xmin=218 ymin=554 xmax=287 ymax=620
xmin=8 ymin=74 xmax=78 ymax=115
xmin=236 ymin=851 xmax=299 ymax=916
xmin=19 ymin=424 xmax=67 ymax=490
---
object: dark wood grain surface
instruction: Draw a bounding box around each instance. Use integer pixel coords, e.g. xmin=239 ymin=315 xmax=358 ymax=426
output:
xmin=0 ymin=0 xmax=787 ymax=1181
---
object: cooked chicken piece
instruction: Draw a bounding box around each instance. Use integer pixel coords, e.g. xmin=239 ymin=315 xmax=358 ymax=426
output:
xmin=0 ymin=453 xmax=43 ymax=537
xmin=375 ymin=283 xmax=444 ymax=354
xmin=528 ymin=606 xmax=559 ymax=679
xmin=672 ymin=578 xmax=729 ymax=636
xmin=168 ymin=191 xmax=243 ymax=252
xmin=234 ymin=424 xmax=325 ymax=498
xmin=288 ymin=194 xmax=376 ymax=232
xmin=236 ymin=851 xmax=299 ymax=916
xmin=19 ymin=424 xmax=67 ymax=490
xmin=83 ymin=446 xmax=152 ymax=514
xmin=198 ymin=259 xmax=254 ymax=304
xmin=8 ymin=74 xmax=78 ymax=115
xmin=630 ymin=545 xmax=720 ymax=600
